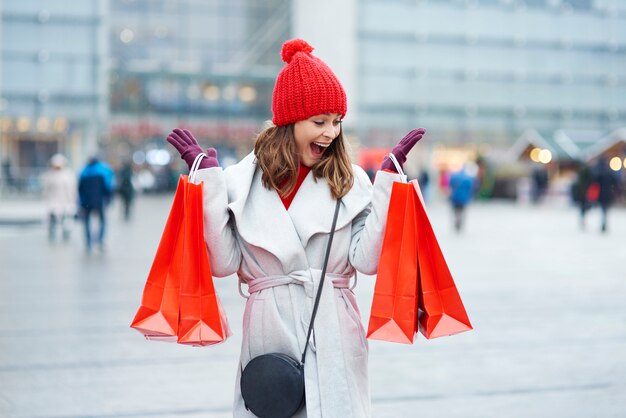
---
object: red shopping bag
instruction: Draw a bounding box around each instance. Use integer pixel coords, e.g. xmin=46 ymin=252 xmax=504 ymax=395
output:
xmin=177 ymin=179 xmax=231 ymax=346
xmin=130 ymin=176 xmax=185 ymax=340
xmin=412 ymin=180 xmax=472 ymax=339
xmin=131 ymin=163 xmax=231 ymax=346
xmin=366 ymin=181 xmax=419 ymax=344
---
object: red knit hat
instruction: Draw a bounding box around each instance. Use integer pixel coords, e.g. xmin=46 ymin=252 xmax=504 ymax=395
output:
xmin=271 ymin=39 xmax=347 ymax=127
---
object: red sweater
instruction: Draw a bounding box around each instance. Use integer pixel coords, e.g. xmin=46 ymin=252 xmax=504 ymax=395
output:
xmin=280 ymin=164 xmax=311 ymax=209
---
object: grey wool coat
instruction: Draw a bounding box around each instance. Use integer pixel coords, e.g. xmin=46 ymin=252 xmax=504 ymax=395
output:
xmin=195 ymin=152 xmax=400 ymax=418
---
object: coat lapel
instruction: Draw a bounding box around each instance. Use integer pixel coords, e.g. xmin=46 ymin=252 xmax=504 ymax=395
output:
xmin=226 ymin=153 xmax=307 ymax=269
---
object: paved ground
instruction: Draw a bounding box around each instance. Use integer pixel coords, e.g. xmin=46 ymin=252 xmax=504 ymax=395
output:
xmin=0 ymin=193 xmax=625 ymax=418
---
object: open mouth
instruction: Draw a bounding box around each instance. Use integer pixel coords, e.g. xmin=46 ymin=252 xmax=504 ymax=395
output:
xmin=310 ymin=141 xmax=330 ymax=157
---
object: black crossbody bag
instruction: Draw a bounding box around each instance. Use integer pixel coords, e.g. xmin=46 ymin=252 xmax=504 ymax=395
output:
xmin=240 ymin=200 xmax=342 ymax=418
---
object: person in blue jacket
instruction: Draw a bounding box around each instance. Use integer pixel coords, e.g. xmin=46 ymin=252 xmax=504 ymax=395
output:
xmin=590 ymin=157 xmax=621 ymax=233
xmin=448 ymin=165 xmax=475 ymax=232
xmin=78 ymin=155 xmax=115 ymax=252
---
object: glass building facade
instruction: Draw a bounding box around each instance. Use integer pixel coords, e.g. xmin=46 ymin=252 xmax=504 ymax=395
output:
xmin=0 ymin=0 xmax=108 ymax=182
xmin=109 ymin=0 xmax=290 ymax=167
xmin=1 ymin=0 xmax=624 ymax=189
xmin=357 ymin=0 xmax=626 ymax=149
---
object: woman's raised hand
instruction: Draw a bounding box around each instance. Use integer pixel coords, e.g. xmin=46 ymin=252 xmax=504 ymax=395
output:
xmin=380 ymin=128 xmax=426 ymax=173
xmin=167 ymin=128 xmax=219 ymax=170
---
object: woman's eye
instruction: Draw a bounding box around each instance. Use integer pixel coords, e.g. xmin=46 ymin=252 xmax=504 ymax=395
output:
xmin=333 ymin=120 xmax=342 ymax=126
xmin=313 ymin=121 xmax=324 ymax=126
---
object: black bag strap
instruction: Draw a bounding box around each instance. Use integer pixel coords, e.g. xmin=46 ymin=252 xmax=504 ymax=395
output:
xmin=301 ymin=199 xmax=342 ymax=365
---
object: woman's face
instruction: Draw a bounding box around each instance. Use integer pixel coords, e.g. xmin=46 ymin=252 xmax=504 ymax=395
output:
xmin=293 ymin=113 xmax=342 ymax=167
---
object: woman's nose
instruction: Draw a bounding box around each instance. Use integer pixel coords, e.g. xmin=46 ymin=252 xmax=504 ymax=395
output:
xmin=323 ymin=124 xmax=338 ymax=139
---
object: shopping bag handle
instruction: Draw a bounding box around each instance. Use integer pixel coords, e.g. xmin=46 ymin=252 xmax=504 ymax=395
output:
xmin=189 ymin=153 xmax=207 ymax=183
xmin=388 ymin=153 xmax=408 ymax=183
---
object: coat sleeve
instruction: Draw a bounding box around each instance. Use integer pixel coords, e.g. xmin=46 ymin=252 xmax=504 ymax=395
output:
xmin=349 ymin=168 xmax=400 ymax=275
xmin=194 ymin=167 xmax=241 ymax=278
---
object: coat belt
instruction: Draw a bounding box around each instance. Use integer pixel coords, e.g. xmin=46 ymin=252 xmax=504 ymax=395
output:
xmin=239 ymin=270 xmax=352 ymax=297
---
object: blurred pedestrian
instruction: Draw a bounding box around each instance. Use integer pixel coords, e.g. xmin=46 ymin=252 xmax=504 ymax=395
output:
xmin=166 ymin=38 xmax=426 ymax=417
xmin=40 ymin=154 xmax=77 ymax=242
xmin=590 ymin=157 xmax=621 ymax=233
xmin=78 ymin=155 xmax=115 ymax=252
xmin=571 ymin=161 xmax=592 ymax=229
xmin=531 ymin=165 xmax=549 ymax=204
xmin=418 ymin=168 xmax=431 ymax=203
xmin=2 ymin=158 xmax=16 ymax=191
xmin=448 ymin=165 xmax=475 ymax=232
xmin=117 ymin=161 xmax=136 ymax=221
xmin=438 ymin=168 xmax=450 ymax=195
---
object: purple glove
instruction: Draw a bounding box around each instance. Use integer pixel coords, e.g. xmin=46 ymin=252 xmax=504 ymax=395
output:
xmin=381 ymin=128 xmax=426 ymax=173
xmin=166 ymin=128 xmax=219 ymax=170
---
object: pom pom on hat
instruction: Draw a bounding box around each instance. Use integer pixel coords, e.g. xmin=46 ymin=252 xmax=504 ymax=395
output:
xmin=272 ymin=38 xmax=347 ymax=126
xmin=281 ymin=39 xmax=314 ymax=63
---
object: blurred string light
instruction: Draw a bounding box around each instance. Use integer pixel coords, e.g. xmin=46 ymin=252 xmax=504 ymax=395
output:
xmin=36 ymin=117 xmax=50 ymax=132
xmin=538 ymin=149 xmax=552 ymax=164
xmin=609 ymin=157 xmax=622 ymax=171
xmin=0 ymin=118 xmax=11 ymax=131
xmin=146 ymin=149 xmax=171 ymax=166
xmin=529 ymin=147 xmax=541 ymax=161
xmin=623 ymin=158 xmax=626 ymax=169
xmin=530 ymin=147 xmax=552 ymax=164
xmin=203 ymin=84 xmax=220 ymax=101
xmin=238 ymin=86 xmax=257 ymax=103
xmin=53 ymin=117 xmax=67 ymax=132
xmin=132 ymin=150 xmax=145 ymax=165
xmin=120 ymin=28 xmax=135 ymax=44
xmin=17 ymin=117 xmax=30 ymax=132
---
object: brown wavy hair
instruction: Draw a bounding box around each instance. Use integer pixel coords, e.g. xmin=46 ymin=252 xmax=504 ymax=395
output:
xmin=254 ymin=122 xmax=354 ymax=200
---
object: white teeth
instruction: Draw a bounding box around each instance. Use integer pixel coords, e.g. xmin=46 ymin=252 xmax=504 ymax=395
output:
xmin=313 ymin=142 xmax=330 ymax=148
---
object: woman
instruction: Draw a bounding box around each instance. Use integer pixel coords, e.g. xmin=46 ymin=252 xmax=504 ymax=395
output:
xmin=167 ymin=38 xmax=425 ymax=417
xmin=41 ymin=153 xmax=77 ymax=242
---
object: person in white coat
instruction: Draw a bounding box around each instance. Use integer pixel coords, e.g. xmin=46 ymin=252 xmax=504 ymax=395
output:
xmin=41 ymin=154 xmax=77 ymax=242
xmin=167 ymin=38 xmax=425 ymax=418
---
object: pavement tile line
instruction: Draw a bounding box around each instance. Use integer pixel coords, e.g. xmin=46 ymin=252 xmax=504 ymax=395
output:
xmin=372 ymin=382 xmax=613 ymax=404
xmin=0 ymin=357 xmax=208 ymax=372
xmin=16 ymin=407 xmax=231 ymax=418
xmin=13 ymin=384 xmax=613 ymax=418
